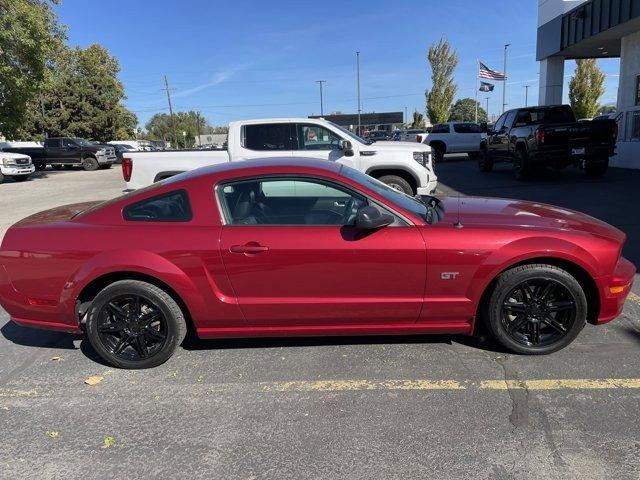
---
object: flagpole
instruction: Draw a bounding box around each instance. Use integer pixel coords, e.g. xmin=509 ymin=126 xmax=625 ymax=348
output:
xmin=475 ymin=59 xmax=479 ymax=123
xmin=502 ymin=44 xmax=510 ymax=114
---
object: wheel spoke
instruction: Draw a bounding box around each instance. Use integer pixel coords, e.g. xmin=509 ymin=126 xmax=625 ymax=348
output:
xmin=113 ymin=335 xmax=130 ymax=354
xmin=508 ymin=314 xmax=528 ymax=333
xmin=520 ymin=282 xmax=535 ymax=302
xmin=132 ymin=296 xmax=141 ymax=316
xmin=539 ymin=282 xmax=556 ymax=301
xmin=144 ymin=326 xmax=166 ymax=341
xmin=107 ymin=302 xmax=127 ymax=319
xmin=542 ymin=315 xmax=567 ymax=334
xmin=134 ymin=335 xmax=148 ymax=358
xmin=531 ymin=322 xmax=541 ymax=345
xmin=99 ymin=322 xmax=125 ymax=333
xmin=138 ymin=310 xmax=160 ymax=326
xmin=547 ymin=300 xmax=574 ymax=312
xmin=503 ymin=301 xmax=526 ymax=313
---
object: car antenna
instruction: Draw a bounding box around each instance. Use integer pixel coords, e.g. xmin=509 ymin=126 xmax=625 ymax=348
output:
xmin=454 ymin=193 xmax=463 ymax=229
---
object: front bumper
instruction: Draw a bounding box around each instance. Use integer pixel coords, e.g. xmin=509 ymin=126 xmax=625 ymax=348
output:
xmin=1 ymin=165 xmax=35 ymax=176
xmin=97 ymin=154 xmax=117 ymax=165
xmin=596 ymin=256 xmax=636 ymax=324
xmin=417 ymin=173 xmax=438 ymax=195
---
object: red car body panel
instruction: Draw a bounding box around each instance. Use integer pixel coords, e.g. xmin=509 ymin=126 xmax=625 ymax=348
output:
xmin=0 ymin=159 xmax=635 ymax=339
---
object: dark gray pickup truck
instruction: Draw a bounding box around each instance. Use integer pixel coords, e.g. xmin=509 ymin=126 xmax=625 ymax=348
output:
xmin=2 ymin=137 xmax=117 ymax=171
xmin=479 ymin=105 xmax=617 ymax=180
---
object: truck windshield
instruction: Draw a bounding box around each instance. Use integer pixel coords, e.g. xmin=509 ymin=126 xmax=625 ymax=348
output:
xmin=328 ymin=122 xmax=372 ymax=145
xmin=339 ymin=165 xmax=428 ymax=220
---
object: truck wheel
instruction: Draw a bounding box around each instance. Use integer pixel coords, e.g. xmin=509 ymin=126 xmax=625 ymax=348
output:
xmin=11 ymin=176 xmax=29 ymax=182
xmin=431 ymin=144 xmax=445 ymax=163
xmin=513 ymin=149 xmax=534 ymax=181
xmin=584 ymin=158 xmax=609 ymax=178
xmin=378 ymin=175 xmax=413 ymax=195
xmin=478 ymin=147 xmax=493 ymax=172
xmin=82 ymin=157 xmax=99 ymax=171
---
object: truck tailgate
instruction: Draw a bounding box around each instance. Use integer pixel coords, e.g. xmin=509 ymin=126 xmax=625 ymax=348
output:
xmin=542 ymin=120 xmax=616 ymax=148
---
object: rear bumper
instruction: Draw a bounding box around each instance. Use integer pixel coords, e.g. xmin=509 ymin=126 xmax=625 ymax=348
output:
xmin=595 ymin=257 xmax=636 ymax=324
xmin=531 ymin=145 xmax=615 ymax=163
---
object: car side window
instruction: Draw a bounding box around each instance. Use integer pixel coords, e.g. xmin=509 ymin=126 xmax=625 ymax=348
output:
xmin=295 ymin=124 xmax=342 ymax=151
xmin=242 ymin=123 xmax=293 ymax=151
xmin=493 ymin=113 xmax=507 ymax=132
xmin=123 ymin=190 xmax=192 ymax=222
xmin=45 ymin=139 xmax=61 ymax=148
xmin=61 ymin=139 xmax=75 ymax=148
xmin=219 ymin=178 xmax=367 ymax=226
xmin=431 ymin=124 xmax=449 ymax=134
xmin=454 ymin=123 xmax=481 ymax=134
xmin=503 ymin=111 xmax=517 ymax=129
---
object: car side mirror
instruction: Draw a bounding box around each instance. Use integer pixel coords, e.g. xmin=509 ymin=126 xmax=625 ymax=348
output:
xmin=339 ymin=140 xmax=354 ymax=157
xmin=355 ymin=205 xmax=394 ymax=230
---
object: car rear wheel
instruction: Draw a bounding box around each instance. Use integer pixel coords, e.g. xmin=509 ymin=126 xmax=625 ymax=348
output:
xmin=513 ymin=149 xmax=534 ymax=180
xmin=485 ymin=264 xmax=587 ymax=355
xmin=86 ymin=280 xmax=187 ymax=369
xmin=82 ymin=156 xmax=99 ymax=171
xmin=377 ymin=175 xmax=413 ymax=195
xmin=478 ymin=147 xmax=493 ymax=172
xmin=431 ymin=144 xmax=445 ymax=163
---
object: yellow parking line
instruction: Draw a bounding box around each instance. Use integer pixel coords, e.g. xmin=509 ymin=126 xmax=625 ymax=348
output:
xmin=258 ymin=379 xmax=465 ymax=392
xmin=480 ymin=378 xmax=640 ymax=390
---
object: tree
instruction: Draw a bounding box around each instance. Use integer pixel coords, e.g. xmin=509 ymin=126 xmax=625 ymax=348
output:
xmin=448 ymin=98 xmax=487 ymax=123
xmin=17 ymin=44 xmax=137 ymax=141
xmin=411 ymin=111 xmax=424 ymax=129
xmin=596 ymin=104 xmax=616 ymax=116
xmin=568 ymin=59 xmax=605 ymax=119
xmin=0 ymin=0 xmax=65 ymax=138
xmin=145 ymin=111 xmax=211 ymax=148
xmin=425 ymin=38 xmax=458 ymax=124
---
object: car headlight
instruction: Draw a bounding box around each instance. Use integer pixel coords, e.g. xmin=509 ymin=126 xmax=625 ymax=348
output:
xmin=96 ymin=148 xmax=106 ymax=155
xmin=1 ymin=157 xmax=16 ymax=166
xmin=413 ymin=151 xmax=430 ymax=166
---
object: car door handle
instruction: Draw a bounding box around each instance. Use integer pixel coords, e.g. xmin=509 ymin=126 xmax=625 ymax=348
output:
xmin=229 ymin=243 xmax=269 ymax=254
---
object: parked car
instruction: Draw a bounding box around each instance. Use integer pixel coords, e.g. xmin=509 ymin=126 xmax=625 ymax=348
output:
xmin=0 ymin=158 xmax=633 ymax=368
xmin=0 ymin=151 xmax=35 ymax=183
xmin=479 ymin=105 xmax=618 ymax=179
xmin=366 ymin=130 xmax=390 ymax=141
xmin=0 ymin=142 xmax=46 ymax=171
xmin=424 ymin=122 xmax=484 ymax=162
xmin=122 ymin=118 xmax=437 ymax=196
xmin=2 ymin=137 xmax=117 ymax=171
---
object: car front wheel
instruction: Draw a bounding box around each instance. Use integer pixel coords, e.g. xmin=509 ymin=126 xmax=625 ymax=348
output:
xmin=485 ymin=264 xmax=587 ymax=354
xmin=86 ymin=280 xmax=187 ymax=369
xmin=377 ymin=175 xmax=414 ymax=195
xmin=83 ymin=157 xmax=99 ymax=171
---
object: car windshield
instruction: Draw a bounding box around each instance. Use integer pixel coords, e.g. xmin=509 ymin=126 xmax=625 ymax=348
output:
xmin=72 ymin=138 xmax=93 ymax=147
xmin=339 ymin=165 xmax=429 ymax=220
xmin=328 ymin=122 xmax=372 ymax=145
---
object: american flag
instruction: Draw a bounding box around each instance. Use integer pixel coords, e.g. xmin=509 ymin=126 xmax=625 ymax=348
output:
xmin=479 ymin=61 xmax=506 ymax=81
xmin=479 ymin=81 xmax=495 ymax=92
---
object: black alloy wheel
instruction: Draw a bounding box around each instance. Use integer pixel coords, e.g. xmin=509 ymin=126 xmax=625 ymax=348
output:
xmin=501 ymin=279 xmax=576 ymax=348
xmin=96 ymin=294 xmax=168 ymax=362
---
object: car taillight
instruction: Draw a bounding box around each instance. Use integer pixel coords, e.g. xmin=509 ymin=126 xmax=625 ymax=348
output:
xmin=612 ymin=123 xmax=618 ymax=140
xmin=122 ymin=158 xmax=132 ymax=182
xmin=535 ymin=128 xmax=545 ymax=145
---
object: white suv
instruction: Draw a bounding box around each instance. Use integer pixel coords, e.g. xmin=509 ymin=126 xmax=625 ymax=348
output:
xmin=424 ymin=122 xmax=484 ymax=162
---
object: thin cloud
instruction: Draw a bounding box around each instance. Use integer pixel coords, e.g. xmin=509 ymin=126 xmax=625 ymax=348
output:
xmin=173 ymin=66 xmax=245 ymax=98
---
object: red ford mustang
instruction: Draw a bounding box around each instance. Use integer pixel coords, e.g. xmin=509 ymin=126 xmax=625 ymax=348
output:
xmin=0 ymin=159 xmax=635 ymax=368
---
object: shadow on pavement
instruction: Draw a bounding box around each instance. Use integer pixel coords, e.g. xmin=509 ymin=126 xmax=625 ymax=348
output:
xmin=435 ymin=159 xmax=640 ymax=267
xmin=0 ymin=320 xmax=81 ymax=350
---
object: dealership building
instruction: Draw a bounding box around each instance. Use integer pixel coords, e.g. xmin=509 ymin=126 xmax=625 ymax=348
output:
xmin=537 ymin=0 xmax=640 ymax=168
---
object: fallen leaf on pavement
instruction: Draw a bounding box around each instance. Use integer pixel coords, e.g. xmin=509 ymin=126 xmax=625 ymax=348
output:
xmin=51 ymin=356 xmax=62 ymax=362
xmin=47 ymin=431 xmax=59 ymax=439
xmin=102 ymin=436 xmax=115 ymax=448
xmin=84 ymin=376 xmax=104 ymax=386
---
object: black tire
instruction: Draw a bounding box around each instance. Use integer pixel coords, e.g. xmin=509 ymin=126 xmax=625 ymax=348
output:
xmin=86 ymin=280 xmax=187 ymax=369
xmin=11 ymin=175 xmax=29 ymax=182
xmin=82 ymin=156 xmax=99 ymax=171
xmin=431 ymin=143 xmax=445 ymax=163
xmin=35 ymin=163 xmax=47 ymax=171
xmin=377 ymin=175 xmax=413 ymax=195
xmin=484 ymin=264 xmax=587 ymax=355
xmin=478 ymin=147 xmax=494 ymax=172
xmin=585 ymin=158 xmax=609 ymax=177
xmin=513 ymin=149 xmax=534 ymax=181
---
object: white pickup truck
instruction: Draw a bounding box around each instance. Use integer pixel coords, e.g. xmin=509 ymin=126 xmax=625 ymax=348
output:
xmin=0 ymin=150 xmax=35 ymax=184
xmin=123 ymin=118 xmax=437 ymax=196
xmin=424 ymin=122 xmax=484 ymax=162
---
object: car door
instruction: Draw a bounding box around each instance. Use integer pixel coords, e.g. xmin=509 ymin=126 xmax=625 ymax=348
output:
xmin=235 ymin=122 xmax=294 ymax=160
xmin=60 ymin=138 xmax=81 ymax=164
xmin=217 ymin=176 xmax=426 ymax=327
xmin=44 ymin=138 xmax=64 ymax=161
xmin=487 ymin=113 xmax=509 ymax=159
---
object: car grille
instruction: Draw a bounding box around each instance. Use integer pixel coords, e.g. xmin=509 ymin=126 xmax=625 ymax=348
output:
xmin=15 ymin=157 xmax=30 ymax=165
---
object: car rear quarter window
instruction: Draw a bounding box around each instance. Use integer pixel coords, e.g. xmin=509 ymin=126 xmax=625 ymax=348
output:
xmin=431 ymin=124 xmax=450 ymax=134
xmin=242 ymin=123 xmax=293 ymax=151
xmin=123 ymin=190 xmax=192 ymax=222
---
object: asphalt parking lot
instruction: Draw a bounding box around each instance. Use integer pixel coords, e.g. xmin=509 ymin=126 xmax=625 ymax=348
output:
xmin=0 ymin=162 xmax=639 ymax=479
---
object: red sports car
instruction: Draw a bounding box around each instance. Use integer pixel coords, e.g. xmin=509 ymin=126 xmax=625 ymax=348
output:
xmin=0 ymin=159 xmax=634 ymax=368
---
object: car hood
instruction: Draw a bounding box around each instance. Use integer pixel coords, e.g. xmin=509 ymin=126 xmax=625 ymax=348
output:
xmin=363 ymin=141 xmax=431 ymax=152
xmin=1 ymin=151 xmax=31 ymax=160
xmin=441 ymin=196 xmax=625 ymax=242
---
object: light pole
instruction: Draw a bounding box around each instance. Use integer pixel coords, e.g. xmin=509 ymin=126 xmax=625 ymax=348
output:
xmin=502 ymin=44 xmax=510 ymax=114
xmin=486 ymin=97 xmax=490 ymax=122
xmin=356 ymin=51 xmax=361 ymax=135
xmin=315 ymin=80 xmax=326 ymax=116
xmin=524 ymin=85 xmax=530 ymax=107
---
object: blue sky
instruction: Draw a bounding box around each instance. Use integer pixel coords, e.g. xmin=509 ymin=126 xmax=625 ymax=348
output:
xmin=56 ymin=0 xmax=621 ymax=128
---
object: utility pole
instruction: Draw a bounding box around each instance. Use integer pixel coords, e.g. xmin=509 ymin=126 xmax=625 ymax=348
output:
xmin=404 ymin=106 xmax=408 ymax=126
xmin=39 ymin=95 xmax=47 ymax=139
xmin=524 ymin=85 xmax=530 ymax=107
xmin=315 ymin=80 xmax=326 ymax=116
xmin=502 ymin=44 xmax=510 ymax=114
xmin=486 ymin=97 xmax=490 ymax=122
xmin=163 ymin=75 xmax=179 ymax=149
xmin=196 ymin=111 xmax=203 ymax=146
xmin=356 ymin=51 xmax=361 ymax=135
